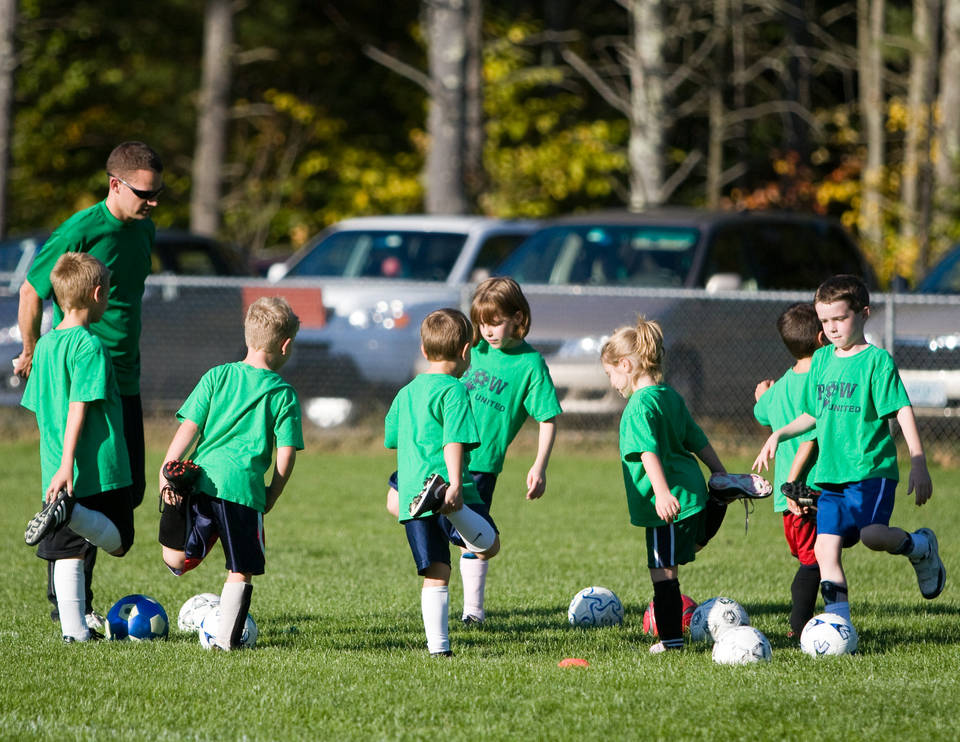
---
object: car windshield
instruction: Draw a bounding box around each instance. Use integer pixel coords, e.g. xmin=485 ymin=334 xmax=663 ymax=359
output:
xmin=496 ymin=224 xmax=699 ymax=286
xmin=0 ymin=235 xmax=44 ymax=273
xmin=917 ymin=247 xmax=960 ymax=294
xmin=285 ymin=230 xmax=469 ymax=281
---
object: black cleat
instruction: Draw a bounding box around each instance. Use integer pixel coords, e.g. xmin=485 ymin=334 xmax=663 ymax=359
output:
xmin=409 ymin=474 xmax=448 ymax=518
xmin=25 ymin=490 xmax=74 ymax=546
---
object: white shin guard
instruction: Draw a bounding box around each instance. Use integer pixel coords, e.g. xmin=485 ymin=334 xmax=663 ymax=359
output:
xmin=421 ymin=585 xmax=450 ymax=654
xmin=54 ymin=558 xmax=89 ymax=641
xmin=460 ymin=554 xmax=489 ymax=621
xmin=217 ymin=582 xmax=253 ymax=650
xmin=68 ymin=504 xmax=122 ymax=553
xmin=445 ymin=505 xmax=495 ymax=553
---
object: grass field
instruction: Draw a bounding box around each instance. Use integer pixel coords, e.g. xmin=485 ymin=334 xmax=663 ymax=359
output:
xmin=1 ymin=430 xmax=959 ymax=741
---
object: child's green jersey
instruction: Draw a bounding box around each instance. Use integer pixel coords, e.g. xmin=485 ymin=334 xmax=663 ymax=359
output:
xmin=618 ymin=384 xmax=709 ymax=527
xmin=26 ymin=201 xmax=153 ymax=395
xmin=385 ymin=373 xmax=481 ymax=522
xmin=754 ymin=368 xmax=817 ymax=512
xmin=22 ymin=325 xmax=132 ymax=501
xmin=462 ymin=339 xmax=562 ymax=474
xmin=178 ymin=362 xmax=303 ymax=513
xmin=800 ymin=344 xmax=910 ymax=485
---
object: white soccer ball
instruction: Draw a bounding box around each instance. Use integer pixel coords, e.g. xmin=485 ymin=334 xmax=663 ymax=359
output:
xmin=690 ymin=596 xmax=749 ymax=643
xmin=712 ymin=625 xmax=772 ymax=665
xmin=800 ymin=613 xmax=858 ymax=657
xmin=567 ymin=586 xmax=624 ymax=627
xmin=198 ymin=607 xmax=258 ymax=649
xmin=178 ymin=592 xmax=221 ymax=633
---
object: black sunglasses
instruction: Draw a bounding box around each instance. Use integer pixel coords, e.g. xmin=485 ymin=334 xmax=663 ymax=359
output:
xmin=109 ymin=173 xmax=165 ymax=200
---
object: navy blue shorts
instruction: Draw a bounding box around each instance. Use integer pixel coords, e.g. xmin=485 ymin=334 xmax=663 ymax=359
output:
xmin=644 ymin=510 xmax=705 ymax=569
xmin=816 ymin=478 xmax=896 ymax=547
xmin=179 ymin=493 xmax=265 ymax=575
xmin=469 ymin=471 xmax=498 ymax=508
xmin=403 ymin=502 xmax=498 ymax=575
xmin=37 ymin=486 xmax=135 ymax=560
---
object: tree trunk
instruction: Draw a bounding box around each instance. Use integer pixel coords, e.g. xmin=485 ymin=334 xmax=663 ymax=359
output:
xmin=705 ymin=0 xmax=727 ymax=209
xmin=858 ymin=0 xmax=885 ymax=256
xmin=627 ymin=0 xmax=666 ymax=211
xmin=0 ymin=0 xmax=16 ymax=239
xmin=934 ymin=0 xmax=960 ymax=233
xmin=424 ymin=0 xmax=469 ymax=214
xmin=463 ymin=0 xmax=484 ymax=206
xmin=190 ymin=0 xmax=233 ymax=237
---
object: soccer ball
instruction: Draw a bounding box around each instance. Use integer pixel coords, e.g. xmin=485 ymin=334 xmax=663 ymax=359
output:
xmin=800 ymin=613 xmax=858 ymax=657
xmin=567 ymin=586 xmax=624 ymax=627
xmin=712 ymin=626 xmax=772 ymax=665
xmin=689 ymin=597 xmax=749 ymax=643
xmin=105 ymin=594 xmax=168 ymax=641
xmin=178 ymin=593 xmax=221 ymax=633
xmin=641 ymin=595 xmax=698 ymax=636
xmin=198 ymin=607 xmax=258 ymax=649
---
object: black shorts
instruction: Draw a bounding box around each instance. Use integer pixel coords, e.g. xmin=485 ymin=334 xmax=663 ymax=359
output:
xmin=36 ymin=486 xmax=135 ymax=560
xmin=165 ymin=493 xmax=266 ymax=576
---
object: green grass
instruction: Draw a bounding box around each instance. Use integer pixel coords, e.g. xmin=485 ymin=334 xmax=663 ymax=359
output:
xmin=2 ymin=436 xmax=959 ymax=741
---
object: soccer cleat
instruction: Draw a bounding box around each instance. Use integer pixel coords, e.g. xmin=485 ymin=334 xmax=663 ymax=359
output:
xmin=461 ymin=614 xmax=484 ymax=627
xmin=409 ymin=474 xmax=448 ymax=518
xmin=62 ymin=629 xmax=103 ymax=644
xmin=781 ymin=481 xmax=821 ymax=509
xmin=647 ymin=641 xmax=682 ymax=654
xmin=24 ymin=490 xmax=75 ymax=546
xmin=708 ymin=473 xmax=773 ymax=504
xmin=85 ymin=611 xmax=106 ymax=631
xmin=430 ymin=650 xmax=454 ymax=657
xmin=910 ymin=528 xmax=946 ymax=600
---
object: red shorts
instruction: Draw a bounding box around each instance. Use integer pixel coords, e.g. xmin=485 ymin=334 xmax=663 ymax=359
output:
xmin=782 ymin=511 xmax=817 ymax=566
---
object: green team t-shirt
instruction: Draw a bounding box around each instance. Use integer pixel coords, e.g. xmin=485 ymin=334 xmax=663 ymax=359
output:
xmin=801 ymin=344 xmax=910 ymax=485
xmin=384 ymin=373 xmax=481 ymax=522
xmin=461 ymin=339 xmax=563 ymax=474
xmin=21 ymin=325 xmax=132 ymax=501
xmin=27 ymin=201 xmax=154 ymax=395
xmin=618 ymin=384 xmax=710 ymax=527
xmin=178 ymin=362 xmax=304 ymax=513
xmin=754 ymin=368 xmax=818 ymax=512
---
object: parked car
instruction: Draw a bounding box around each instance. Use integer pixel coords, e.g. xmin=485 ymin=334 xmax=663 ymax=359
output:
xmin=492 ymin=208 xmax=876 ymax=416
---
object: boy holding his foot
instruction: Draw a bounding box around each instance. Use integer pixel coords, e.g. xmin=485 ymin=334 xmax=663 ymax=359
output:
xmin=157 ymin=296 xmax=303 ymax=650
xmin=384 ymin=308 xmax=500 ymax=656
xmin=23 ymin=253 xmax=135 ymax=642
xmin=755 ymin=275 xmax=944 ymax=631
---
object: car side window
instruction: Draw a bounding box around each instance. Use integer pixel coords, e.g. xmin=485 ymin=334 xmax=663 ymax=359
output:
xmin=473 ymin=235 xmax=529 ymax=272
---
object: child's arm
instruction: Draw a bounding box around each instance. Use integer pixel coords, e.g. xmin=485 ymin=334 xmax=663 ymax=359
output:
xmin=784 ymin=440 xmax=818 ymax=515
xmin=265 ymin=446 xmax=297 ymax=513
xmin=754 ymin=379 xmax=775 ymax=402
xmin=525 ymin=417 xmax=558 ymax=500
xmin=441 ymin=441 xmax=465 ymax=514
xmin=896 ymin=405 xmax=933 ymax=505
xmin=640 ymin=450 xmax=680 ymax=523
xmin=695 ymin=443 xmax=726 ymax=476
xmin=160 ymin=420 xmax=200 ymax=505
xmin=47 ymin=401 xmax=88 ymax=501
xmin=753 ymin=413 xmax=816 ymax=472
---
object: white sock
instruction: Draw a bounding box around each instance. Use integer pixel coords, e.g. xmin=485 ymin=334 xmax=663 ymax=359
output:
xmin=825 ymin=601 xmax=851 ymax=623
xmin=54 ymin=559 xmax=90 ymax=641
xmin=460 ymin=554 xmax=488 ymax=620
xmin=68 ymin=504 xmax=122 ymax=553
xmin=445 ymin=506 xmax=495 ymax=553
xmin=908 ymin=530 xmax=930 ymax=559
xmin=421 ymin=585 xmax=450 ymax=654
xmin=217 ymin=582 xmax=253 ymax=650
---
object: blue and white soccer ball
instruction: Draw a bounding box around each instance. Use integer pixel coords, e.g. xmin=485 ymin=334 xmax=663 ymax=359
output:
xmin=105 ymin=594 xmax=169 ymax=641
xmin=198 ymin=607 xmax=258 ymax=650
xmin=800 ymin=613 xmax=858 ymax=657
xmin=712 ymin=625 xmax=772 ymax=665
xmin=177 ymin=592 xmax=221 ymax=633
xmin=567 ymin=586 xmax=624 ymax=627
xmin=690 ymin=596 xmax=749 ymax=644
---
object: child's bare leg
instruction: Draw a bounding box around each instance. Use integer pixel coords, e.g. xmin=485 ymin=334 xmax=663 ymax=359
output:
xmin=422 ymin=561 xmax=452 ymax=655
xmin=386 ymin=487 xmax=399 ymax=518
xmin=814 ymin=534 xmax=850 ymax=621
xmin=162 ymin=545 xmax=186 ymax=573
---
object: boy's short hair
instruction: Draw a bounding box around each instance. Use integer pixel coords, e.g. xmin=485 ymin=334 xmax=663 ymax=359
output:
xmin=106 ymin=141 xmax=163 ymax=176
xmin=600 ymin=315 xmax=665 ymax=385
xmin=50 ymin=253 xmax=111 ymax=311
xmin=421 ymin=308 xmax=472 ymax=361
xmin=815 ymin=274 xmax=870 ymax=312
xmin=470 ymin=276 xmax=531 ymax=344
xmin=777 ymin=302 xmax=823 ymax=360
xmin=244 ymin=297 xmax=300 ymax=352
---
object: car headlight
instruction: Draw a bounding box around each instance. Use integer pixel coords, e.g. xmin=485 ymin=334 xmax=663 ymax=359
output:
xmin=554 ymin=335 xmax=609 ymax=359
xmin=348 ymin=300 xmax=410 ymax=330
xmin=928 ymin=333 xmax=960 ymax=351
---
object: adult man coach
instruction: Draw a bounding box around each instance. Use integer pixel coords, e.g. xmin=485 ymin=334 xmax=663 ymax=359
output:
xmin=15 ymin=141 xmax=163 ymax=627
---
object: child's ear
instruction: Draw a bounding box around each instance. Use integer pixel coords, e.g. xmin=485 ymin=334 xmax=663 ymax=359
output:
xmin=460 ymin=342 xmax=471 ymax=362
xmin=420 ymin=343 xmax=429 ymax=360
xmin=280 ymin=337 xmax=293 ymax=356
xmin=862 ymin=306 xmax=871 ymax=320
xmin=91 ymin=284 xmax=105 ymax=303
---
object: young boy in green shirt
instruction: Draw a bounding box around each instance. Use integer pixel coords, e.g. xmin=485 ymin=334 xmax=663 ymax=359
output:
xmin=22 ymin=252 xmax=135 ymax=643
xmin=755 ymin=275 xmax=944 ymax=630
xmin=384 ymin=308 xmax=499 ymax=656
xmin=158 ymin=297 xmax=303 ymax=650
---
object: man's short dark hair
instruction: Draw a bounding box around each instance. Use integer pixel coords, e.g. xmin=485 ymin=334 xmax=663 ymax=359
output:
xmin=106 ymin=141 xmax=163 ymax=176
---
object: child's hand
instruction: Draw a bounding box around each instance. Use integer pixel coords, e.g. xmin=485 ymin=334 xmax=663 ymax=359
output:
xmin=655 ymin=491 xmax=680 ymax=523
xmin=439 ymin=483 xmax=463 ymax=514
xmin=46 ymin=466 xmax=73 ymax=502
xmin=752 ymin=433 xmax=779 ymax=472
xmin=525 ymin=466 xmax=546 ymax=500
xmin=907 ymin=455 xmax=933 ymax=506
xmin=754 ymin=379 xmax=775 ymax=402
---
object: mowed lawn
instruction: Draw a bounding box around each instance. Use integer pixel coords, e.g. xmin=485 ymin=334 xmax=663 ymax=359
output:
xmin=1 ymin=430 xmax=959 ymax=741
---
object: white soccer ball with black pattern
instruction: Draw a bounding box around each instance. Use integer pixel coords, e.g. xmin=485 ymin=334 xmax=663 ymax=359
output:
xmin=567 ymin=586 xmax=624 ymax=627
xmin=177 ymin=592 xmax=221 ymax=633
xmin=690 ymin=596 xmax=749 ymax=643
xmin=800 ymin=613 xmax=858 ymax=657
xmin=198 ymin=607 xmax=258 ymax=649
xmin=712 ymin=625 xmax=772 ymax=665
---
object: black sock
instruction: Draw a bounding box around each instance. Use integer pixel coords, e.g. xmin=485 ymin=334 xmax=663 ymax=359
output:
xmin=893 ymin=534 xmax=913 ymax=555
xmin=790 ymin=564 xmax=821 ymax=635
xmin=820 ymin=580 xmax=848 ymax=605
xmin=698 ymin=496 xmax=727 ymax=548
xmin=158 ymin=503 xmax=188 ymax=550
xmin=653 ymin=578 xmax=683 ymax=647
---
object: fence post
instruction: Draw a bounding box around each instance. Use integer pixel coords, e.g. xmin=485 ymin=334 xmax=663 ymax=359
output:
xmin=883 ymin=290 xmax=895 ymax=355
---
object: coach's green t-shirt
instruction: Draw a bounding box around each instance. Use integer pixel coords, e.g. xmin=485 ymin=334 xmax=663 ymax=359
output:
xmin=754 ymin=368 xmax=818 ymax=512
xmin=178 ymin=362 xmax=304 ymax=513
xmin=619 ymin=384 xmax=710 ymax=527
xmin=27 ymin=201 xmax=154 ymax=395
xmin=385 ymin=373 xmax=481 ymax=522
xmin=801 ymin=344 xmax=910 ymax=485
xmin=21 ymin=325 xmax=132 ymax=501
xmin=462 ymin=339 xmax=562 ymax=474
